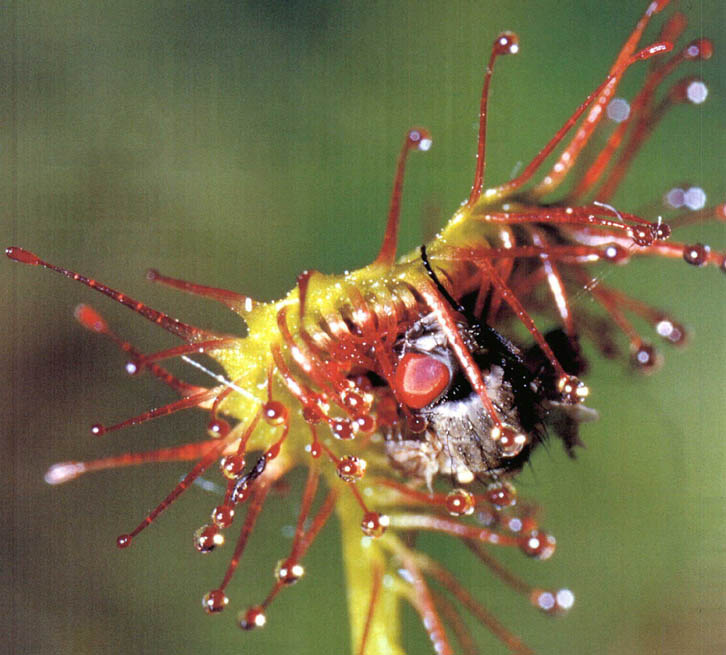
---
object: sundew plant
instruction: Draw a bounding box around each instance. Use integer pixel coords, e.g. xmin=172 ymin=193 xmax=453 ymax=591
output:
xmin=5 ymin=1 xmax=726 ymax=654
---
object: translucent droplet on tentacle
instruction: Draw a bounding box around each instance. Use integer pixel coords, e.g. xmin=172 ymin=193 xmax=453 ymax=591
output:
xmin=519 ymin=530 xmax=556 ymax=560
xmin=275 ymin=559 xmax=305 ymax=585
xmin=202 ymin=589 xmax=228 ymax=614
xmin=238 ymin=606 xmax=266 ymax=630
xmin=445 ymin=489 xmax=475 ymax=516
xmin=211 ymin=504 xmax=235 ymax=528
xmin=194 ymin=524 xmax=224 ymax=553
xmin=361 ymin=512 xmax=389 ymax=538
xmin=336 ymin=456 xmax=367 ymax=483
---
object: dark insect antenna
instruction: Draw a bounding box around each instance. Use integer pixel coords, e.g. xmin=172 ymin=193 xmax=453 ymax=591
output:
xmin=420 ymin=245 xmax=467 ymax=315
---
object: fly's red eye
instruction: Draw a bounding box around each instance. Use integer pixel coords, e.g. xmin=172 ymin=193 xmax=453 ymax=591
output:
xmin=394 ymin=352 xmax=451 ymax=409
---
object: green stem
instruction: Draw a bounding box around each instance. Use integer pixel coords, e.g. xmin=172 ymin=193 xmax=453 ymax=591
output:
xmin=336 ymin=491 xmax=406 ymax=655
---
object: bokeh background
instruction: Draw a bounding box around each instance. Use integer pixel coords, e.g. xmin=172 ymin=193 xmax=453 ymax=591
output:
xmin=3 ymin=1 xmax=725 ymax=653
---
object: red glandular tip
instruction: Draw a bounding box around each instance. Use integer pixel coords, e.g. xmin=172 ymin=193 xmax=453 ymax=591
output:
xmin=220 ymin=454 xmax=246 ymax=480
xmin=493 ymin=31 xmax=519 ymax=56
xmin=631 ymin=342 xmax=662 ymax=372
xmin=493 ymin=427 xmax=527 ymax=458
xmin=654 ymin=221 xmax=671 ymax=240
xmin=275 ymin=559 xmax=305 ymax=585
xmin=557 ymin=375 xmax=589 ymax=404
xmin=238 ymin=606 xmax=266 ymax=630
xmin=336 ymin=456 xmax=367 ymax=483
xmin=630 ymin=224 xmax=658 ymax=246
xmin=354 ymin=414 xmax=376 ymax=434
xmin=444 ymin=489 xmax=475 ymax=517
xmin=116 ymin=534 xmax=132 ymax=549
xmin=5 ymin=246 xmax=40 ymax=265
xmin=194 ymin=524 xmax=225 ymax=553
xmin=683 ymin=242 xmax=710 ymax=266
xmin=407 ymin=127 xmax=432 ymax=152
xmin=485 ymin=482 xmax=517 ymax=508
xmin=44 ymin=461 xmax=85 ymax=485
xmin=74 ymin=304 xmax=108 ymax=333
xmin=207 ymin=417 xmax=231 ymax=439
xmin=519 ymin=530 xmax=556 ymax=560
xmin=684 ymin=38 xmax=713 ymax=61
xmin=211 ymin=504 xmax=235 ymax=528
xmin=329 ymin=418 xmax=355 ymax=440
xmin=655 ymin=319 xmax=687 ymax=346
xmin=602 ymin=244 xmax=630 ymax=264
xmin=263 ymin=400 xmax=288 ymax=426
xmin=361 ymin=512 xmax=389 ymax=538
xmin=202 ymin=589 xmax=229 ymax=614
xmin=671 ymin=78 xmax=709 ymax=105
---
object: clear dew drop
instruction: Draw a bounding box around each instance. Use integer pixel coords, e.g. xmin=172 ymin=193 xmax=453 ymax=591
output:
xmin=606 ymin=97 xmax=630 ymax=123
xmin=686 ymin=80 xmax=708 ymax=104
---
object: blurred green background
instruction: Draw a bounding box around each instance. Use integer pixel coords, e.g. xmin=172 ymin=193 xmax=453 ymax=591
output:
xmin=3 ymin=1 xmax=725 ymax=653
